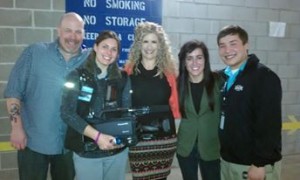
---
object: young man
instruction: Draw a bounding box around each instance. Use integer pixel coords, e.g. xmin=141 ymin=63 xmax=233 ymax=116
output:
xmin=217 ymin=25 xmax=282 ymax=180
xmin=4 ymin=12 xmax=89 ymax=180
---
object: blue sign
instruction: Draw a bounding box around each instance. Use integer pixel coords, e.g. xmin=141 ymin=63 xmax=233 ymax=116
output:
xmin=66 ymin=0 xmax=162 ymax=66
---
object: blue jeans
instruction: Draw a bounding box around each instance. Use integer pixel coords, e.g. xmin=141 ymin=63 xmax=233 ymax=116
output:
xmin=73 ymin=148 xmax=128 ymax=180
xmin=177 ymin=145 xmax=220 ymax=180
xmin=18 ymin=147 xmax=74 ymax=180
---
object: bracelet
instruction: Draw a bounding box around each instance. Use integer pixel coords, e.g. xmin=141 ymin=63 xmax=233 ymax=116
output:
xmin=94 ymin=132 xmax=101 ymax=143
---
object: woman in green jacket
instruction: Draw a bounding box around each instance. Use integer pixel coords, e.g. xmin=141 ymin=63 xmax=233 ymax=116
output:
xmin=176 ymin=40 xmax=222 ymax=180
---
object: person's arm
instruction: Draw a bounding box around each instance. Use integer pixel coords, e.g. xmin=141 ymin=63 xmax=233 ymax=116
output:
xmin=166 ymin=73 xmax=181 ymax=119
xmin=6 ymin=98 xmax=27 ymax=150
xmin=83 ymin=125 xmax=119 ymax=150
xmin=4 ymin=45 xmax=35 ymax=150
xmin=249 ymin=68 xmax=282 ymax=179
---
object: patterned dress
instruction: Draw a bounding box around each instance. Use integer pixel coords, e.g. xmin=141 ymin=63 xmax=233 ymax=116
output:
xmin=128 ymin=64 xmax=177 ymax=180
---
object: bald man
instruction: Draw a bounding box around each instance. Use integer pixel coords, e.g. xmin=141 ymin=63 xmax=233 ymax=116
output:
xmin=4 ymin=12 xmax=89 ymax=180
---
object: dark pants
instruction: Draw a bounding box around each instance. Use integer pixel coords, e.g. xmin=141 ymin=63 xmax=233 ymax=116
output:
xmin=18 ymin=147 xmax=75 ymax=180
xmin=177 ymin=145 xmax=220 ymax=180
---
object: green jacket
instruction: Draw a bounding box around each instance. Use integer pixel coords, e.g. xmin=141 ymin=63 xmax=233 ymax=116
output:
xmin=177 ymin=82 xmax=221 ymax=161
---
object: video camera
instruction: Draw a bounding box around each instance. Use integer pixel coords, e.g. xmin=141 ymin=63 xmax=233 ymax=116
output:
xmin=83 ymin=107 xmax=150 ymax=151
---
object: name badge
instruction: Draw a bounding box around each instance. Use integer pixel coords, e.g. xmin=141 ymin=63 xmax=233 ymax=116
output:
xmin=220 ymin=112 xmax=225 ymax=130
xmin=78 ymin=86 xmax=94 ymax=102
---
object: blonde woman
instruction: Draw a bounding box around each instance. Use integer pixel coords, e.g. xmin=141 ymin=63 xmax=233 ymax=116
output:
xmin=124 ymin=21 xmax=181 ymax=180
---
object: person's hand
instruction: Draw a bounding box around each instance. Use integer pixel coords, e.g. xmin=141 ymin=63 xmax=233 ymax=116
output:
xmin=247 ymin=165 xmax=265 ymax=180
xmin=96 ymin=133 xmax=124 ymax=150
xmin=10 ymin=122 xmax=27 ymax=150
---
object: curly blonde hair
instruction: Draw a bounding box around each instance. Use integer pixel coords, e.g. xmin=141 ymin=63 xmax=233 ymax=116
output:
xmin=125 ymin=21 xmax=177 ymax=77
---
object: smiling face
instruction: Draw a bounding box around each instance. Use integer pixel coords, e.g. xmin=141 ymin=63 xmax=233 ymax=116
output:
xmin=218 ymin=34 xmax=249 ymax=70
xmin=93 ymin=38 xmax=119 ymax=70
xmin=57 ymin=14 xmax=84 ymax=56
xmin=141 ymin=33 xmax=159 ymax=61
xmin=185 ymin=48 xmax=205 ymax=83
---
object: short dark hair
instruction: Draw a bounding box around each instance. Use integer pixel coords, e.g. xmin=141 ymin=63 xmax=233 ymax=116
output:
xmin=217 ymin=25 xmax=248 ymax=45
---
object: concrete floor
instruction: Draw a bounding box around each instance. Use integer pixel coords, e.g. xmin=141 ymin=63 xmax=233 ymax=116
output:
xmin=125 ymin=153 xmax=300 ymax=180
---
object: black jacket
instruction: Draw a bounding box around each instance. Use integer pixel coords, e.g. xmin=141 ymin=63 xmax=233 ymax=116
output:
xmin=61 ymin=61 xmax=131 ymax=156
xmin=219 ymin=54 xmax=282 ymax=167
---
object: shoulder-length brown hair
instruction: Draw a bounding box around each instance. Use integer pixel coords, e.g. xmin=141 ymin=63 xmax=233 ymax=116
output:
xmin=84 ymin=30 xmax=121 ymax=80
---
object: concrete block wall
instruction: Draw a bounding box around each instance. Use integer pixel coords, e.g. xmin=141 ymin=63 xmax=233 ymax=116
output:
xmin=0 ymin=0 xmax=64 ymax=179
xmin=163 ymin=0 xmax=300 ymax=120
xmin=0 ymin=0 xmax=300 ymax=179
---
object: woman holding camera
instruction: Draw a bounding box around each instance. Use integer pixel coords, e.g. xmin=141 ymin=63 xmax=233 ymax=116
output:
xmin=61 ymin=30 xmax=131 ymax=180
